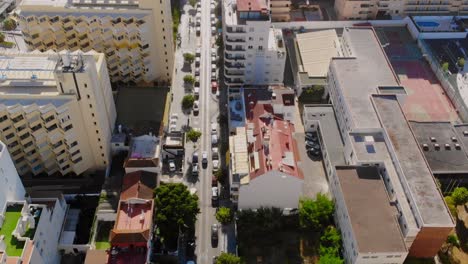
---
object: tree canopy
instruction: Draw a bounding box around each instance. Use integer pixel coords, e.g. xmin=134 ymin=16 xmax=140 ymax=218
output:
xmin=183 ymin=74 xmax=195 ymax=85
xmin=216 ymin=252 xmax=242 ymax=264
xmin=154 ymin=183 xmax=200 ymax=249
xmin=318 ymin=253 xmax=344 ymax=264
xmin=299 ymin=193 xmax=334 ymax=230
xmin=0 ymin=32 xmax=4 ymax=43
xmin=182 ymin=94 xmax=195 ymax=109
xmin=452 ymin=187 xmax=468 ymax=205
xmin=183 ymin=52 xmax=195 ymax=64
xmin=3 ymin=19 xmax=16 ymax=31
xmin=216 ymin=207 xmax=233 ymax=224
xmin=186 ymin=129 xmax=201 ymax=142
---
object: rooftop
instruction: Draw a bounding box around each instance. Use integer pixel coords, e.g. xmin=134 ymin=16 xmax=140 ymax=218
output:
xmin=125 ymin=134 xmax=160 ymax=168
xmin=120 ymin=171 xmax=157 ymax=200
xmin=409 ymin=121 xmax=468 ymax=174
xmin=330 ymin=27 xmax=399 ymax=129
xmin=229 ymin=127 xmax=249 ymax=176
xmin=236 ymin=0 xmax=267 ymax=12
xmin=111 ymin=200 xmax=153 ymax=244
xmin=372 ymin=95 xmax=453 ymax=226
xmin=84 ymin=249 xmax=108 ymax=264
xmin=244 ymin=89 xmax=303 ymax=183
xmin=335 ymin=166 xmax=407 ymax=253
xmin=303 ymin=105 xmax=345 ymax=165
xmin=296 ymin=29 xmax=342 ymax=78
xmin=0 ymin=205 xmax=24 ymax=257
xmin=20 ymin=0 xmax=142 ymax=10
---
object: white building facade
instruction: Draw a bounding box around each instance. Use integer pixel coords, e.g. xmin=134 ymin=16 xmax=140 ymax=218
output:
xmin=0 ymin=51 xmax=116 ymax=176
xmin=16 ymin=0 xmax=174 ymax=84
xmin=222 ymin=0 xmax=286 ymax=88
xmin=0 ymin=141 xmax=26 ymax=211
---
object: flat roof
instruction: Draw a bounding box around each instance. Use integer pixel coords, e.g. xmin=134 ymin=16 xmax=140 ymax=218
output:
xmin=336 ymin=166 xmax=407 ymax=253
xmin=236 ymin=0 xmax=267 ymax=12
xmin=410 ymin=121 xmax=468 ymax=174
xmin=296 ymin=29 xmax=341 ymax=78
xmin=129 ymin=135 xmax=159 ymax=159
xmin=303 ymin=105 xmax=345 ymax=165
xmin=230 ymin=127 xmax=249 ymax=176
xmin=331 ymin=27 xmax=399 ymax=129
xmin=372 ymin=95 xmax=453 ymax=226
xmin=84 ymin=250 xmax=108 ymax=264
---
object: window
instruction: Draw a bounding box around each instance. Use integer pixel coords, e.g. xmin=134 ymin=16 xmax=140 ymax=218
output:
xmin=89 ymin=104 xmax=93 ymax=108
xmin=96 ymin=130 xmax=99 ymax=134
xmin=248 ymin=45 xmax=253 ymax=49
xmin=64 ymin=124 xmax=73 ymax=131
xmin=258 ymin=46 xmax=263 ymax=50
xmin=84 ymin=83 xmax=87 ymax=88
xmin=87 ymin=95 xmax=90 ymax=99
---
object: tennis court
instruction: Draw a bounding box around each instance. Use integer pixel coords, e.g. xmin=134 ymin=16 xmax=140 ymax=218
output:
xmin=376 ymin=27 xmax=459 ymax=122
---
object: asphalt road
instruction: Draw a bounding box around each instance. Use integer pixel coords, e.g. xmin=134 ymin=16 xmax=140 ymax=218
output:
xmin=193 ymin=0 xmax=224 ymax=262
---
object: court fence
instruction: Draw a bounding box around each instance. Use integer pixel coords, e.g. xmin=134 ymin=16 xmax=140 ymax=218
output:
xmin=418 ymin=39 xmax=468 ymax=122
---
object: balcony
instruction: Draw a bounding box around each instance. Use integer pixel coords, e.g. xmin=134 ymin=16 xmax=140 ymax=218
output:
xmin=226 ymin=38 xmax=246 ymax=43
xmin=226 ymin=45 xmax=246 ymax=52
xmin=225 ymin=69 xmax=244 ymax=77
xmin=225 ymin=52 xmax=245 ymax=61
xmin=225 ymin=78 xmax=244 ymax=86
xmin=225 ymin=62 xmax=245 ymax=69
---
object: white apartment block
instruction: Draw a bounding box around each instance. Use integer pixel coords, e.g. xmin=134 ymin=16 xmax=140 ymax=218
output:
xmin=0 ymin=141 xmax=68 ymax=264
xmin=0 ymin=141 xmax=26 ymax=212
xmin=334 ymin=0 xmax=468 ymax=20
xmin=16 ymin=0 xmax=174 ymax=84
xmin=222 ymin=0 xmax=286 ymax=87
xmin=0 ymin=51 xmax=116 ymax=177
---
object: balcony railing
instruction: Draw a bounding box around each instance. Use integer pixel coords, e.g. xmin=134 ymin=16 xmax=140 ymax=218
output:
xmin=226 ymin=46 xmax=246 ymax=51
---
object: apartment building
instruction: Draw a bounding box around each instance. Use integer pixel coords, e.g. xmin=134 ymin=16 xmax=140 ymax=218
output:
xmin=334 ymin=0 xmax=468 ymax=20
xmin=0 ymin=51 xmax=116 ymax=177
xmin=0 ymin=141 xmax=26 ymax=210
xmin=0 ymin=146 xmax=68 ymax=264
xmin=326 ymin=27 xmax=454 ymax=259
xmin=222 ymin=0 xmax=286 ymax=87
xmin=16 ymin=0 xmax=174 ymax=84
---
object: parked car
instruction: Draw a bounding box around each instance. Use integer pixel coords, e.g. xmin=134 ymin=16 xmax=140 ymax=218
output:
xmin=192 ymin=164 xmax=199 ymax=176
xmin=212 ymin=187 xmax=218 ymax=202
xmin=195 ymin=67 xmax=200 ymax=76
xmin=212 ymin=159 xmax=219 ymax=171
xmin=196 ymin=48 xmax=201 ymax=57
xmin=194 ymin=87 xmax=200 ymax=98
xmin=168 ymin=160 xmax=176 ymax=172
xmin=305 ymin=140 xmax=319 ymax=149
xmin=193 ymin=100 xmax=199 ymax=115
xmin=211 ymin=224 xmax=218 ymax=245
xmin=211 ymin=55 xmax=217 ymax=64
xmin=211 ymin=71 xmax=217 ymax=81
xmin=211 ymin=134 xmax=218 ymax=145
xmin=212 ymin=175 xmax=217 ymax=187
xmin=211 ymin=123 xmax=218 ymax=134
xmin=211 ymin=26 xmax=216 ymax=35
xmin=211 ymin=81 xmax=218 ymax=93
xmin=306 ymin=132 xmax=318 ymax=142
xmin=195 ymin=57 xmax=200 ymax=66
xmin=192 ymin=152 xmax=199 ymax=164
xmin=202 ymin=151 xmax=208 ymax=168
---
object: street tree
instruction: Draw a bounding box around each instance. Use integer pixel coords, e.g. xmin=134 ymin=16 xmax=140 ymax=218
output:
xmin=186 ymin=129 xmax=202 ymax=142
xmin=182 ymin=94 xmax=195 ymax=109
xmin=216 ymin=207 xmax=233 ymax=224
xmin=320 ymin=226 xmax=341 ymax=249
xmin=442 ymin=62 xmax=449 ymax=72
xmin=183 ymin=52 xmax=195 ymax=64
xmin=216 ymin=252 xmax=242 ymax=264
xmin=318 ymin=253 xmax=344 ymax=264
xmin=0 ymin=32 xmax=4 ymax=43
xmin=299 ymin=193 xmax=334 ymax=230
xmin=452 ymin=187 xmax=468 ymax=205
xmin=183 ymin=74 xmax=195 ymax=85
xmin=189 ymin=0 xmax=197 ymax=7
xmin=3 ymin=19 xmax=16 ymax=31
xmin=154 ymin=183 xmax=200 ymax=249
xmin=458 ymin=58 xmax=465 ymax=68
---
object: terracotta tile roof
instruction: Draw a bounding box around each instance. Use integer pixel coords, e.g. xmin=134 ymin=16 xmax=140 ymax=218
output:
xmin=124 ymin=158 xmax=158 ymax=168
xmin=121 ymin=171 xmax=157 ymax=200
xmin=110 ymin=229 xmax=151 ymax=244
xmin=244 ymin=90 xmax=303 ymax=182
xmin=236 ymin=0 xmax=267 ymax=12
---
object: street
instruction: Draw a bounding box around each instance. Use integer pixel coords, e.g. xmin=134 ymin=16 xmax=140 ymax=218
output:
xmin=167 ymin=0 xmax=225 ymax=262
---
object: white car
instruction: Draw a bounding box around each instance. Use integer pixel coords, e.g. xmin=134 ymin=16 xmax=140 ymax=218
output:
xmin=211 ymin=134 xmax=218 ymax=145
xmin=211 ymin=123 xmax=217 ymax=134
xmin=195 ymin=57 xmax=200 ymax=66
xmin=194 ymin=87 xmax=200 ymax=98
xmin=211 ymin=26 xmax=216 ymax=35
xmin=168 ymin=160 xmax=176 ymax=172
xmin=212 ymin=159 xmax=219 ymax=171
xmin=196 ymin=48 xmax=201 ymax=57
xmin=211 ymin=187 xmax=219 ymax=201
xmin=211 ymin=48 xmax=217 ymax=57
xmin=193 ymin=100 xmax=199 ymax=113
xmin=195 ymin=67 xmax=200 ymax=76
xmin=211 ymin=55 xmax=217 ymax=64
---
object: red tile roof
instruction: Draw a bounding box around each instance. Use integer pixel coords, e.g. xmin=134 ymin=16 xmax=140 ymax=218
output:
xmin=236 ymin=0 xmax=268 ymax=12
xmin=110 ymin=201 xmax=153 ymax=246
xmin=244 ymin=90 xmax=303 ymax=182
xmin=120 ymin=171 xmax=157 ymax=201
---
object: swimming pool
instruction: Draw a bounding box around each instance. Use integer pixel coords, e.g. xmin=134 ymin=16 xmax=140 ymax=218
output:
xmin=416 ymin=21 xmax=440 ymax=28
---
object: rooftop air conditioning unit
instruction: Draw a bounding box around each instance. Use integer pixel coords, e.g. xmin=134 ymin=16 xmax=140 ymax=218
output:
xmin=464 ymin=131 xmax=468 ymax=136
xmin=455 ymin=143 xmax=461 ymax=150
xmin=422 ymin=143 xmax=429 ymax=151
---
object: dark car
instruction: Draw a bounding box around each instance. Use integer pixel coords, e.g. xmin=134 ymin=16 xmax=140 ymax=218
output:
xmin=211 ymin=224 xmax=219 ymax=247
